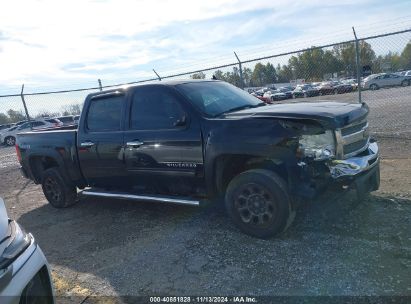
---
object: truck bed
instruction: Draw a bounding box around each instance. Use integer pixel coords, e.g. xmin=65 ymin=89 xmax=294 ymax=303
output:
xmin=17 ymin=129 xmax=84 ymax=186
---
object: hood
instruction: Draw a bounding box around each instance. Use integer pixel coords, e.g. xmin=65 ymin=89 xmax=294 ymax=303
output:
xmin=0 ymin=199 xmax=10 ymax=256
xmin=224 ymin=101 xmax=368 ymax=128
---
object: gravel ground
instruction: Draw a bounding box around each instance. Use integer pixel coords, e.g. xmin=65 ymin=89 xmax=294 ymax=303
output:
xmin=0 ymin=136 xmax=410 ymax=302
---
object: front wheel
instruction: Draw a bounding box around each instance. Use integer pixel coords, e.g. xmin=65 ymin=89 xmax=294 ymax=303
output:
xmin=225 ymin=169 xmax=293 ymax=238
xmin=41 ymin=168 xmax=78 ymax=208
xmin=401 ymin=80 xmax=410 ymax=87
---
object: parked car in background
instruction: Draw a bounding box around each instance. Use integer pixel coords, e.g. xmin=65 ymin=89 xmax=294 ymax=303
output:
xmin=403 ymin=70 xmax=411 ymax=78
xmin=0 ymin=198 xmax=54 ymax=303
xmin=396 ymin=70 xmax=411 ymax=77
xmin=317 ymin=81 xmax=335 ymax=95
xmin=44 ymin=118 xmax=64 ymax=128
xmin=56 ymin=115 xmax=75 ymax=126
xmin=74 ymin=115 xmax=80 ymax=125
xmin=277 ymin=87 xmax=294 ymax=99
xmin=263 ymin=90 xmax=287 ymax=102
xmin=0 ymin=124 xmax=13 ymax=132
xmin=342 ymin=78 xmax=358 ymax=91
xmin=255 ymin=87 xmax=271 ymax=96
xmin=1 ymin=119 xmax=62 ymax=146
xmin=362 ymin=73 xmax=410 ymax=90
xmin=332 ymin=81 xmax=354 ymax=94
xmin=292 ymin=84 xmax=320 ymax=98
xmin=251 ymin=92 xmax=271 ymax=104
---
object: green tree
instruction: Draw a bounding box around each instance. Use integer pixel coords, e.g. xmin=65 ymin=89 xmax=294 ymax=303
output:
xmin=276 ymin=64 xmax=293 ymax=82
xmin=190 ymin=72 xmax=206 ymax=79
xmin=243 ymin=67 xmax=253 ymax=87
xmin=334 ymin=41 xmax=375 ymax=76
xmin=61 ymin=103 xmax=82 ymax=116
xmin=213 ymin=70 xmax=227 ymax=81
xmin=7 ymin=109 xmax=25 ymax=123
xmin=264 ymin=62 xmax=277 ymax=84
xmin=400 ymin=41 xmax=411 ymax=70
xmin=0 ymin=113 xmax=9 ymax=124
xmin=252 ymin=63 xmax=266 ymax=86
xmin=35 ymin=110 xmax=60 ymax=118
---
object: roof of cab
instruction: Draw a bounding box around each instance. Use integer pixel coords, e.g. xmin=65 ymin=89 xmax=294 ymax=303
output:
xmin=87 ymin=79 xmax=220 ymax=99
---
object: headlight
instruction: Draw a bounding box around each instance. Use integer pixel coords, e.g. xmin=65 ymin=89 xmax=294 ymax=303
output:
xmin=0 ymin=221 xmax=31 ymax=269
xmin=299 ymin=130 xmax=335 ymax=160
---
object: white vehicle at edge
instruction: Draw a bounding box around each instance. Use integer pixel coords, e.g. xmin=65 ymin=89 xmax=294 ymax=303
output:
xmin=0 ymin=119 xmax=63 ymax=146
xmin=361 ymin=73 xmax=410 ymax=90
xmin=0 ymin=198 xmax=54 ymax=303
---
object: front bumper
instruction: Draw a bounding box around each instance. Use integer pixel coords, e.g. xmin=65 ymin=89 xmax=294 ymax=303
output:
xmin=328 ymin=141 xmax=380 ymax=195
xmin=328 ymin=142 xmax=379 ymax=179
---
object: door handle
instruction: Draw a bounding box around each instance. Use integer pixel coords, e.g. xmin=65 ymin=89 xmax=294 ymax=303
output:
xmin=126 ymin=141 xmax=144 ymax=148
xmin=80 ymin=141 xmax=95 ymax=147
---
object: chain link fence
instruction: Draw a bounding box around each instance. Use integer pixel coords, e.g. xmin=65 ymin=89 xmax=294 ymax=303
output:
xmin=0 ymin=28 xmax=410 ymax=162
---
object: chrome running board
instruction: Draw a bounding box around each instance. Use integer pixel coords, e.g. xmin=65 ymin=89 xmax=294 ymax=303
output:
xmin=81 ymin=189 xmax=200 ymax=206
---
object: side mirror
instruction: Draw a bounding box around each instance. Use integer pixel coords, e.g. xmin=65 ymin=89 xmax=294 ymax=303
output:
xmin=173 ymin=115 xmax=187 ymax=127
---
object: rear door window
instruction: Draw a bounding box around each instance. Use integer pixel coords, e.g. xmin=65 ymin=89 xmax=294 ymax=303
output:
xmin=86 ymin=95 xmax=124 ymax=131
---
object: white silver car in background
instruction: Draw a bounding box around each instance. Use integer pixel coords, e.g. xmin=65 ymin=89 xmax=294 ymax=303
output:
xmin=0 ymin=198 xmax=54 ymax=304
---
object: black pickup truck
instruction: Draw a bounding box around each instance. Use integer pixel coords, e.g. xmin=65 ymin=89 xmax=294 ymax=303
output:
xmin=16 ymin=80 xmax=380 ymax=238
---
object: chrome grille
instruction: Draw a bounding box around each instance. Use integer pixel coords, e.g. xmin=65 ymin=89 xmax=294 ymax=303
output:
xmin=340 ymin=121 xmax=367 ymax=136
xmin=335 ymin=119 xmax=370 ymax=159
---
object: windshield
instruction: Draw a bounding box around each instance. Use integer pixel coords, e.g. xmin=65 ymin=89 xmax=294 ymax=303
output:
xmin=175 ymin=81 xmax=262 ymax=117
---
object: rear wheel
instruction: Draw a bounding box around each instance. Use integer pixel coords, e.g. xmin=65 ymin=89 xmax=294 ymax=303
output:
xmin=401 ymin=80 xmax=410 ymax=87
xmin=41 ymin=168 xmax=78 ymax=208
xmin=370 ymin=84 xmax=379 ymax=90
xmin=225 ymin=169 xmax=293 ymax=238
xmin=5 ymin=136 xmax=15 ymax=146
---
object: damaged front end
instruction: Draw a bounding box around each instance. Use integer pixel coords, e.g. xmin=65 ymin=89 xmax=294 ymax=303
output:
xmin=280 ymin=117 xmax=380 ymax=199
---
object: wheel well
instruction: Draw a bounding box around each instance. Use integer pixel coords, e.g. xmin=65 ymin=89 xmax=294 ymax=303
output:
xmin=29 ymin=156 xmax=59 ymax=183
xmin=215 ymin=155 xmax=287 ymax=194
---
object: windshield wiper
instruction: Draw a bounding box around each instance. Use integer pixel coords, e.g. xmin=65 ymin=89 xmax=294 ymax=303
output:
xmin=217 ymin=102 xmax=266 ymax=117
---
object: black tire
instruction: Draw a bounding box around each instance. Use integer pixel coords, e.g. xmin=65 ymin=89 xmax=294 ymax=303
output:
xmin=401 ymin=80 xmax=410 ymax=87
xmin=370 ymin=84 xmax=379 ymax=90
xmin=41 ymin=168 xmax=78 ymax=208
xmin=225 ymin=169 xmax=293 ymax=238
xmin=5 ymin=136 xmax=15 ymax=146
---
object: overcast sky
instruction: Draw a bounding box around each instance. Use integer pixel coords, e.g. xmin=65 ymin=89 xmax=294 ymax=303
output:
xmin=0 ymin=0 xmax=410 ymax=93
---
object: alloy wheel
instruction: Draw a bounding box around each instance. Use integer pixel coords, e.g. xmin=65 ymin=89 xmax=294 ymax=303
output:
xmin=234 ymin=183 xmax=276 ymax=226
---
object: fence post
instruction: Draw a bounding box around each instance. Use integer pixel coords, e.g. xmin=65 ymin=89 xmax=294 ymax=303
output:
xmin=153 ymin=69 xmax=161 ymax=81
xmin=20 ymin=84 xmax=32 ymax=130
xmin=98 ymin=79 xmax=103 ymax=91
xmin=234 ymin=51 xmax=244 ymax=89
xmin=352 ymin=27 xmax=362 ymax=104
